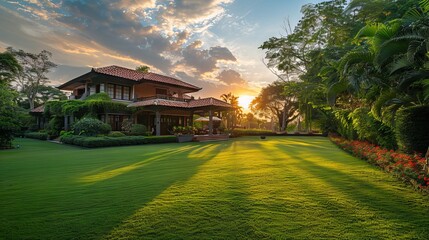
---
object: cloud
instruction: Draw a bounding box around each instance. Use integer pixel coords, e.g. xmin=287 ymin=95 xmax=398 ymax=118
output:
xmin=217 ymin=69 xmax=246 ymax=85
xmin=0 ymin=0 xmax=261 ymax=98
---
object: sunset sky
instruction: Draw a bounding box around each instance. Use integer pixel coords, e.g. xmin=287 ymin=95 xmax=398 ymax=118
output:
xmin=0 ymin=0 xmax=324 ymax=104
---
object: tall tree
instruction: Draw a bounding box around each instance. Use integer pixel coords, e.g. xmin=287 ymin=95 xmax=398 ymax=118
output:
xmin=0 ymin=52 xmax=21 ymax=147
xmin=7 ymin=47 xmax=57 ymax=110
xmin=251 ymin=81 xmax=299 ymax=131
xmin=0 ymin=52 xmax=22 ymax=83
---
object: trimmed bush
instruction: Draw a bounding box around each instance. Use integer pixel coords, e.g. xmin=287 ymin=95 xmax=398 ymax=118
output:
xmin=231 ymin=129 xmax=276 ymax=137
xmin=60 ymin=135 xmax=176 ymax=148
xmin=130 ymin=124 xmax=147 ymax=135
xmin=25 ymin=132 xmax=48 ymax=140
xmin=146 ymin=136 xmax=177 ymax=144
xmin=108 ymin=131 xmax=126 ymax=137
xmin=395 ymin=105 xmax=429 ymax=154
xmin=73 ymin=118 xmax=111 ymax=136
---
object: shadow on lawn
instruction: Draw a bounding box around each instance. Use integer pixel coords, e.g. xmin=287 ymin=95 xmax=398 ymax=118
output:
xmin=268 ymin=142 xmax=429 ymax=237
xmin=73 ymin=142 xmax=228 ymax=239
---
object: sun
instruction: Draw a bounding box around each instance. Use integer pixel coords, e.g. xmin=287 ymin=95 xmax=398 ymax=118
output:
xmin=238 ymin=95 xmax=254 ymax=111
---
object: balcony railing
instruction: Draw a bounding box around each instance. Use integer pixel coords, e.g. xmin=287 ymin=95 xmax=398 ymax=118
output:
xmin=136 ymin=94 xmax=192 ymax=102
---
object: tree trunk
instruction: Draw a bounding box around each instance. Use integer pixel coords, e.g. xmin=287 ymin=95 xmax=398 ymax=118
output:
xmin=281 ymin=104 xmax=287 ymax=131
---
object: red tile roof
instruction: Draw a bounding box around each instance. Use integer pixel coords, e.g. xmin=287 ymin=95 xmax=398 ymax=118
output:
xmin=127 ymin=97 xmax=232 ymax=109
xmin=93 ymin=65 xmax=201 ymax=91
xmin=93 ymin=65 xmax=145 ymax=81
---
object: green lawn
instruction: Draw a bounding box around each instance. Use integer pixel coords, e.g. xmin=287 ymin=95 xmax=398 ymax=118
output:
xmin=1 ymin=137 xmax=429 ymax=239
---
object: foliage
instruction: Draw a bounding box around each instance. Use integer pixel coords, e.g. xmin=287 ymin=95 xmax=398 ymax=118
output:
xmin=130 ymin=124 xmax=147 ymax=135
xmin=0 ymin=51 xmax=22 ymax=83
xmin=395 ymin=105 xmax=429 ymax=154
xmin=0 ymin=82 xmax=20 ymax=148
xmin=7 ymin=47 xmax=57 ymax=110
xmin=251 ymin=81 xmax=299 ymax=131
xmin=84 ymin=92 xmax=111 ymax=101
xmin=330 ymin=134 xmax=429 ymax=192
xmin=60 ymin=135 xmax=176 ymax=148
xmin=72 ymin=118 xmax=111 ymax=137
xmin=220 ymin=92 xmax=243 ymax=129
xmin=25 ymin=132 xmax=48 ymax=140
xmin=172 ymin=126 xmax=195 ymax=135
xmin=333 ymin=109 xmax=356 ymax=140
xmin=135 ymin=65 xmax=150 ymax=73
xmin=44 ymin=98 xmax=131 ymax=118
xmin=46 ymin=116 xmax=63 ymax=138
xmin=108 ymin=131 xmax=126 ymax=137
xmin=230 ymin=128 xmax=276 ymax=137
xmin=260 ymin=0 xmax=429 ymax=149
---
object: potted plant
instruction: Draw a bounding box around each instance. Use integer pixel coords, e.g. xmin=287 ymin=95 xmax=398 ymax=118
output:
xmin=173 ymin=126 xmax=195 ymax=143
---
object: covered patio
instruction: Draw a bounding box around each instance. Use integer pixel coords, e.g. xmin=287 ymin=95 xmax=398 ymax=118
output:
xmin=128 ymin=97 xmax=233 ymax=136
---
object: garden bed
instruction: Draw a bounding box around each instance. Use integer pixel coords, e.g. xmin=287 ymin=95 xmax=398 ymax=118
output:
xmin=330 ymin=134 xmax=429 ymax=193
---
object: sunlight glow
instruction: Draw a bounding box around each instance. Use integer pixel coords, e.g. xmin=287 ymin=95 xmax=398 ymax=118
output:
xmin=238 ymin=95 xmax=254 ymax=111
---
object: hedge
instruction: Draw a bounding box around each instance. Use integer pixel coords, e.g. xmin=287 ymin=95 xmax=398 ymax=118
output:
xmin=395 ymin=105 xmax=429 ymax=154
xmin=25 ymin=132 xmax=48 ymax=140
xmin=60 ymin=135 xmax=177 ymax=148
xmin=231 ymin=129 xmax=276 ymax=137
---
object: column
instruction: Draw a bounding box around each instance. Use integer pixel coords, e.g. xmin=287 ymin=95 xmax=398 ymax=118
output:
xmin=188 ymin=111 xmax=194 ymax=126
xmin=155 ymin=110 xmax=161 ymax=136
xmin=64 ymin=115 xmax=69 ymax=131
xmin=208 ymin=109 xmax=213 ymax=136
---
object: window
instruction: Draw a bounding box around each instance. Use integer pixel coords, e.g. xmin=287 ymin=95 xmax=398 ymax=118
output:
xmin=115 ymin=85 xmax=122 ymax=99
xmin=107 ymin=84 xmax=114 ymax=98
xmin=106 ymin=84 xmax=130 ymax=100
xmin=123 ymin=86 xmax=130 ymax=100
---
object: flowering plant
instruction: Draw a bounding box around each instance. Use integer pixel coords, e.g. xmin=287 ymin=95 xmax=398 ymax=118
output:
xmin=329 ymin=134 xmax=429 ymax=192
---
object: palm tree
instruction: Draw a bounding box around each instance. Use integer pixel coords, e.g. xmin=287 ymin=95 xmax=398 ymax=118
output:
xmin=221 ymin=92 xmax=242 ymax=129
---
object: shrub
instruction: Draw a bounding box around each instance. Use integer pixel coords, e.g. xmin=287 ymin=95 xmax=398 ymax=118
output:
xmin=395 ymin=105 xmax=429 ymax=154
xmin=173 ymin=126 xmax=195 ymax=135
xmin=73 ymin=118 xmax=111 ymax=136
xmin=146 ymin=136 xmax=177 ymax=144
xmin=349 ymin=108 xmax=397 ymax=149
xmin=333 ymin=109 xmax=356 ymax=140
xmin=25 ymin=132 xmax=48 ymax=140
xmin=231 ymin=129 xmax=275 ymax=137
xmin=84 ymin=92 xmax=111 ymax=101
xmin=46 ymin=116 xmax=63 ymax=138
xmin=60 ymin=135 xmax=176 ymax=148
xmin=130 ymin=124 xmax=147 ymax=135
xmin=108 ymin=131 xmax=126 ymax=137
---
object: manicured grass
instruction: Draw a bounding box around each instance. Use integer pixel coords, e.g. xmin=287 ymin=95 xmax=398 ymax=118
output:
xmin=1 ymin=137 xmax=429 ymax=239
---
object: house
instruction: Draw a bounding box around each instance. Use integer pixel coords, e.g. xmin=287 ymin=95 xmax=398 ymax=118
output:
xmin=32 ymin=65 xmax=232 ymax=135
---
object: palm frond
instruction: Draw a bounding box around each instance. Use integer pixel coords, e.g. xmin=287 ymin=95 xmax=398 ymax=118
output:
xmin=421 ymin=78 xmax=429 ymax=101
xmin=371 ymin=90 xmax=396 ymax=121
xmin=404 ymin=8 xmax=425 ymax=21
xmin=387 ymin=56 xmax=412 ymax=75
xmin=327 ymin=80 xmax=348 ymax=106
xmin=398 ymin=70 xmax=429 ymax=90
xmin=420 ymin=0 xmax=429 ymax=13
xmin=355 ymin=23 xmax=379 ymax=39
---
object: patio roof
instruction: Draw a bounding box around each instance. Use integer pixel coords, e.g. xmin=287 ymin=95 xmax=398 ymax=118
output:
xmin=127 ymin=97 xmax=233 ymax=111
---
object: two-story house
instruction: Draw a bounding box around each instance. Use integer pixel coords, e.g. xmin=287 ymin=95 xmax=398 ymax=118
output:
xmin=51 ymin=65 xmax=232 ymax=135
